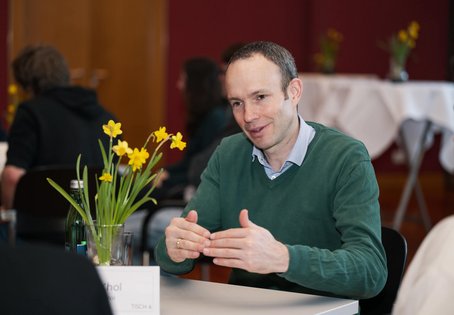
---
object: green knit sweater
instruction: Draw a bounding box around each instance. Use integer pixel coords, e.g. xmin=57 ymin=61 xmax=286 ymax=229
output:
xmin=155 ymin=122 xmax=387 ymax=299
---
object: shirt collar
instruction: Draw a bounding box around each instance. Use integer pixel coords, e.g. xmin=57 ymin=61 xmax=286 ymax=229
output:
xmin=251 ymin=115 xmax=315 ymax=168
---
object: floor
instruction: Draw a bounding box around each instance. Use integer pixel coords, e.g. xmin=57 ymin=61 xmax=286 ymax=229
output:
xmin=181 ymin=170 xmax=454 ymax=283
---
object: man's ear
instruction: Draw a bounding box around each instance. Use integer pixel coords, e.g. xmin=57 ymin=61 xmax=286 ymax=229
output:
xmin=287 ymin=78 xmax=303 ymax=106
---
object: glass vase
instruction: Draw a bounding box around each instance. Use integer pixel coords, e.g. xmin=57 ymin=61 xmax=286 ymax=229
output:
xmin=388 ymin=58 xmax=408 ymax=82
xmin=320 ymin=58 xmax=336 ymax=74
xmin=85 ymin=223 xmax=128 ymax=266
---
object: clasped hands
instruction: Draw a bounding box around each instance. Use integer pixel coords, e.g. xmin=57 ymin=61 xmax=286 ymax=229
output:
xmin=164 ymin=209 xmax=289 ymax=274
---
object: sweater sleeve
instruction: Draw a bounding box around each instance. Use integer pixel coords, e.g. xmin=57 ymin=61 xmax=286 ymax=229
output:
xmin=279 ymin=159 xmax=387 ymax=299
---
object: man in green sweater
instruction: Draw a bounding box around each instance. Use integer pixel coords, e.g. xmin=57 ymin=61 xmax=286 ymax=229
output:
xmin=155 ymin=41 xmax=387 ymax=299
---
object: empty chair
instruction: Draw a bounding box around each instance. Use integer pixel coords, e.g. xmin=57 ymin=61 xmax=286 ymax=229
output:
xmin=360 ymin=226 xmax=407 ymax=315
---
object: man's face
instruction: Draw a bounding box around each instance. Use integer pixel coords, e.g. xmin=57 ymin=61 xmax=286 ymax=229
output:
xmin=225 ymin=54 xmax=300 ymax=156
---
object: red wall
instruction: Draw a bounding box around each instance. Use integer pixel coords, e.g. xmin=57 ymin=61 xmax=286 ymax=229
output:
xmin=307 ymin=0 xmax=449 ymax=79
xmin=166 ymin=0 xmax=450 ymax=163
xmin=1 ymin=0 xmax=450 ymax=162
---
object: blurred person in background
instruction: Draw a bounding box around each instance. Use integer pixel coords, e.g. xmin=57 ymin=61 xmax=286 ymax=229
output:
xmin=1 ymin=44 xmax=115 ymax=209
xmin=145 ymin=47 xmax=246 ymax=246
xmin=156 ymin=57 xmax=228 ymax=199
xmin=187 ymin=43 xmax=244 ymax=189
xmin=393 ymin=215 xmax=454 ymax=314
xmin=126 ymin=57 xmax=228 ymax=262
xmin=0 ymin=242 xmax=113 ymax=314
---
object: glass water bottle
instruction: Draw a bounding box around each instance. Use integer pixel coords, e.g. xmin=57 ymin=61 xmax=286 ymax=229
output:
xmin=65 ymin=179 xmax=87 ymax=255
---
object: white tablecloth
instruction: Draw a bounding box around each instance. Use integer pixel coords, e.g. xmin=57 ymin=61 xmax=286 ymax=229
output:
xmin=298 ymin=74 xmax=454 ymax=173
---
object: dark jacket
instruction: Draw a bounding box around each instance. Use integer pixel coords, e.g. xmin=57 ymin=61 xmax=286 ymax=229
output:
xmin=6 ymin=86 xmax=115 ymax=169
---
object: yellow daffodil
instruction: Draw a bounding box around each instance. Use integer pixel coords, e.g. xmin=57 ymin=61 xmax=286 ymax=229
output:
xmin=154 ymin=127 xmax=169 ymax=143
xmin=383 ymin=20 xmax=421 ymax=75
xmin=47 ymin=121 xmax=187 ymax=266
xmin=99 ymin=172 xmax=113 ymax=182
xmin=8 ymin=84 xmax=18 ymax=95
xmin=398 ymin=30 xmax=408 ymax=43
xmin=408 ymin=21 xmax=420 ymax=39
xmin=113 ymin=140 xmax=133 ymax=157
xmin=313 ymin=28 xmax=343 ymax=73
xmin=327 ymin=28 xmax=343 ymax=42
xmin=170 ymin=132 xmax=186 ymax=151
xmin=103 ymin=120 xmax=123 ymax=138
xmin=128 ymin=148 xmax=150 ymax=172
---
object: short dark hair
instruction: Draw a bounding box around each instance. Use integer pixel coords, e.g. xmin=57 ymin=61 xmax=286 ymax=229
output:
xmin=228 ymin=41 xmax=298 ymax=94
xmin=12 ymin=44 xmax=70 ymax=95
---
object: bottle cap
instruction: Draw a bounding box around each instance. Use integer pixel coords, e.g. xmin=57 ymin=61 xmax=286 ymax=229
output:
xmin=70 ymin=179 xmax=84 ymax=189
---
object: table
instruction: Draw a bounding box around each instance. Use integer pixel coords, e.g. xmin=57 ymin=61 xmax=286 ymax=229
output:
xmin=298 ymin=74 xmax=454 ymax=231
xmin=161 ymin=276 xmax=358 ymax=315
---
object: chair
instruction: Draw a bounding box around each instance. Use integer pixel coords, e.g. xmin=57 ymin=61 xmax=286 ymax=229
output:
xmin=359 ymin=226 xmax=408 ymax=315
xmin=13 ymin=165 xmax=102 ymax=246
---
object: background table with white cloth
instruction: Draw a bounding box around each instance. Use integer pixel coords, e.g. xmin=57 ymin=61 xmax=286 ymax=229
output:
xmin=298 ymin=74 xmax=454 ymax=230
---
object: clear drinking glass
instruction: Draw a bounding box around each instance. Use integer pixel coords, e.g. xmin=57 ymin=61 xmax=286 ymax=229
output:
xmin=123 ymin=231 xmax=134 ymax=266
xmin=85 ymin=223 xmax=133 ymax=266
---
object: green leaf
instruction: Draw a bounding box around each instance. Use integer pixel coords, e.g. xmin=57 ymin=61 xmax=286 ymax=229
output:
xmin=46 ymin=178 xmax=90 ymax=224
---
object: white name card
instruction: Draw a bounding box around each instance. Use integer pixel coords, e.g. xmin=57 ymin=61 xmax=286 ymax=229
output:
xmin=97 ymin=266 xmax=160 ymax=315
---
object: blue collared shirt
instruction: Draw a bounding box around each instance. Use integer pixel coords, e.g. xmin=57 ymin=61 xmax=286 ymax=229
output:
xmin=252 ymin=115 xmax=315 ymax=180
